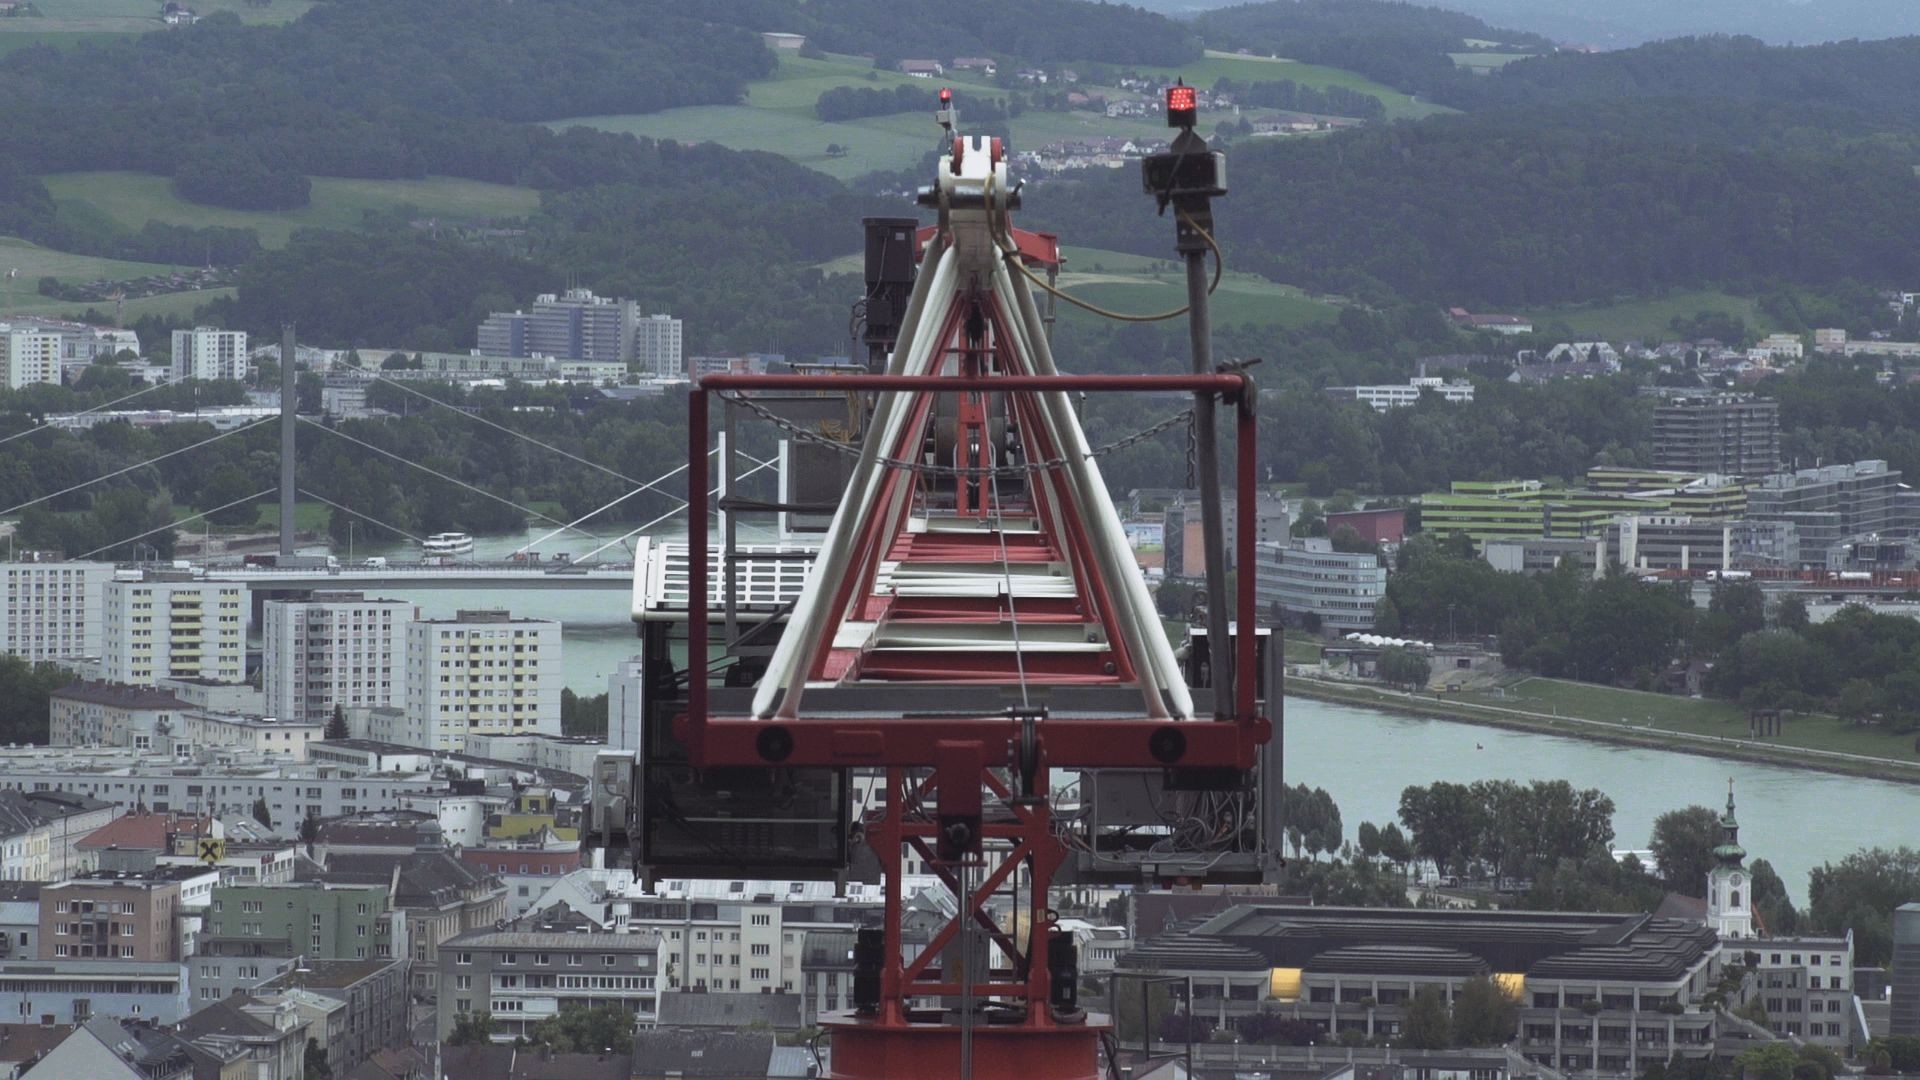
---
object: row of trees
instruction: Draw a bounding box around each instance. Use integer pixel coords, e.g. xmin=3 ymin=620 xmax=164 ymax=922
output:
xmin=1395 ymin=779 xmax=1615 ymax=880
xmin=1211 ymin=77 xmax=1386 ymax=121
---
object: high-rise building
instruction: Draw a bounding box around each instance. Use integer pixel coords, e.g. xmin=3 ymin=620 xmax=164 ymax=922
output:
xmin=404 ymin=610 xmax=561 ymax=751
xmin=3 ymin=327 xmax=62 ymax=389
xmin=1254 ymin=537 xmax=1387 ymax=634
xmin=262 ymin=592 xmax=413 ymax=727
xmin=169 ymin=327 xmax=248 ymax=382
xmin=1893 ymin=903 xmax=1920 ymax=1036
xmin=102 ymin=574 xmax=246 ymax=685
xmin=1653 ymin=394 xmax=1780 ymax=476
xmin=476 ymin=289 xmax=635 ymax=365
xmin=1746 ymin=459 xmax=1900 ymax=567
xmin=0 ymin=559 xmax=114 ymax=661
xmin=633 ymin=313 xmax=683 ymax=379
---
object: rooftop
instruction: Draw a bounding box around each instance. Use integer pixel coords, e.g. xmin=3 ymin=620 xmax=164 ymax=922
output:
xmin=629 ymin=1029 xmax=774 ymax=1078
xmin=77 ymin=810 xmax=212 ymax=851
xmin=258 ymin=958 xmax=400 ymax=990
xmin=444 ymin=927 xmax=662 ymax=952
xmin=655 ymin=991 xmax=802 ymax=1030
xmin=50 ymin=680 xmax=188 ymax=710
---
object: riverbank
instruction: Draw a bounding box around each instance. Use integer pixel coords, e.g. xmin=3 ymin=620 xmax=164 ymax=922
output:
xmin=1287 ymin=674 xmax=1920 ymax=786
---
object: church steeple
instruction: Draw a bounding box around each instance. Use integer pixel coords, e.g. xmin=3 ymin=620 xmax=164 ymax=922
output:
xmin=1707 ymin=778 xmax=1753 ymax=939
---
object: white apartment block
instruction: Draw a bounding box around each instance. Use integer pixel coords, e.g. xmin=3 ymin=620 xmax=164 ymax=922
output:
xmin=170 ymin=327 xmax=248 ymax=382
xmin=0 ymin=560 xmax=113 ymax=661
xmin=1328 ymin=376 xmax=1475 ymax=412
xmin=642 ymin=900 xmax=833 ymax=996
xmin=49 ymin=681 xmax=187 ymax=750
xmin=179 ymin=713 xmax=324 ymax=761
xmin=405 ymin=611 xmax=561 ymax=752
xmin=3 ymin=328 xmax=62 ymax=389
xmin=102 ymin=576 xmax=246 ymax=685
xmin=633 ymin=314 xmax=684 ymax=380
xmin=263 ymin=592 xmax=413 ymax=726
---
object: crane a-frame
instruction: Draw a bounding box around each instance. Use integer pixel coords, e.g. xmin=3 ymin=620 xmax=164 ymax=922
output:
xmin=637 ymin=99 xmax=1272 ymax=1080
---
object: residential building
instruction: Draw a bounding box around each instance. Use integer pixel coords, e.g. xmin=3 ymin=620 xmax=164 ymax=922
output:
xmin=76 ymin=812 xmax=216 ymax=875
xmin=0 ymin=789 xmax=116 ymax=881
xmin=629 ymin=1030 xmax=776 ymax=1080
xmin=1810 ymin=328 xmax=1920 ymax=360
xmin=40 ymin=871 xmax=187 ymax=961
xmin=31 ymin=1016 xmax=197 ymax=1080
xmin=1254 ymin=538 xmax=1386 ymax=634
xmin=1749 ymin=934 xmax=1855 ymax=1046
xmin=203 ymin=881 xmax=397 ymax=962
xmin=476 ymin=289 xmax=635 ymax=365
xmin=608 ymin=658 xmax=644 ymax=754
xmin=633 ymin=312 xmax=684 ymax=380
xmin=799 ymin=929 xmax=856 ymax=1027
xmin=0 ymin=1022 xmax=74 ymax=1078
xmin=262 ymin=592 xmax=413 ymax=727
xmin=49 ymin=681 xmax=187 ymax=752
xmin=628 ymin=887 xmax=861 ymax=998
xmin=434 ymin=926 xmax=664 ymax=1041
xmin=256 ymin=958 xmax=409 ymax=1074
xmin=1484 ymin=537 xmax=1607 ymax=578
xmin=1893 ymin=903 xmax=1920 ymax=1036
xmin=462 ymin=732 xmax=606 ymax=777
xmin=0 ymin=759 xmax=445 ymax=823
xmin=655 ymin=990 xmax=802 ymax=1031
xmin=2 ymin=327 xmax=61 ymax=389
xmin=0 ymin=883 xmax=39 ymax=960
xmin=1544 ymin=342 xmax=1621 ymax=368
xmin=1750 ymin=333 xmax=1805 ymax=362
xmin=169 ymin=327 xmax=248 ymax=382
xmin=0 ymin=959 xmax=189 ymax=1024
xmin=0 ymin=559 xmax=112 ymax=660
xmin=1446 ymin=308 xmax=1534 ymax=335
xmin=308 ymin=825 xmax=506 ymax=994
xmin=1163 ymin=492 xmax=1290 ymax=578
xmin=1120 ymin=904 xmax=1724 ymax=1075
xmin=1652 ymin=394 xmax=1780 ymax=476
xmin=1324 ymin=376 xmax=1475 ymax=412
xmin=175 ymin=992 xmax=309 ymax=1080
xmin=189 ymin=939 xmax=298 ymax=1009
xmin=102 ymin=574 xmax=246 ymax=685
xmin=404 ymin=610 xmax=561 ymax=751
xmin=177 ymin=711 xmax=324 ymax=761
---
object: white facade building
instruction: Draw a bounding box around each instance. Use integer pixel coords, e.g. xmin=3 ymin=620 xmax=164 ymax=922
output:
xmin=633 ymin=314 xmax=684 ymax=380
xmin=607 ymin=657 xmax=644 ymax=753
xmin=102 ymin=576 xmax=246 ymax=685
xmin=0 ymin=560 xmax=113 ymax=661
xmin=1326 ymin=377 xmax=1475 ymax=412
xmin=179 ymin=712 xmax=324 ymax=761
xmin=405 ymin=611 xmax=561 ymax=752
xmin=1254 ymin=537 xmax=1388 ymax=634
xmin=263 ymin=592 xmax=413 ymax=727
xmin=170 ymin=327 xmax=248 ymax=382
xmin=3 ymin=328 xmax=62 ymax=389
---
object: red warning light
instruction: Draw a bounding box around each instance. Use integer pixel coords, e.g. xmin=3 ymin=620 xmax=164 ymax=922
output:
xmin=1167 ymin=83 xmax=1197 ymax=128
xmin=939 ymin=87 xmax=953 ymax=104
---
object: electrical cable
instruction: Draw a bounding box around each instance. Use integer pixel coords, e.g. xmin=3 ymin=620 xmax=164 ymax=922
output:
xmin=74 ymin=487 xmax=276 ymax=560
xmin=0 ymin=416 xmax=274 ymax=519
xmin=570 ymin=451 xmax=780 ymax=564
xmin=297 ymin=416 xmax=595 ymax=540
xmin=365 ymin=372 xmax=657 ymax=488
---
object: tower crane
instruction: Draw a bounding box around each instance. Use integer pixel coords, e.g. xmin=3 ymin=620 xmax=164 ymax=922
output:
xmin=601 ymin=86 xmax=1277 ymax=1080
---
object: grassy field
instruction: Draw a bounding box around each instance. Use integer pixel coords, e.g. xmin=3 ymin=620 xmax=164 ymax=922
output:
xmin=1449 ymin=52 xmax=1533 ymax=73
xmin=1284 ymin=632 xmax=1324 ymax=665
xmin=0 ymin=236 xmax=173 ymax=286
xmin=1525 ymin=290 xmax=1778 ymax=342
xmin=744 ymin=52 xmax=1002 ymax=114
xmin=1459 ymin=676 xmax=1920 ymax=762
xmin=0 ymin=29 xmax=130 ymax=54
xmin=1 ymin=0 xmax=310 ymax=33
xmin=2 ymin=286 xmax=232 ymax=321
xmin=43 ymin=172 xmax=542 ymax=248
xmin=246 ymin=501 xmax=330 ymax=533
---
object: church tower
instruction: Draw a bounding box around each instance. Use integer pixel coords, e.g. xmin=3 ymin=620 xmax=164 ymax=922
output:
xmin=1706 ymin=779 xmax=1753 ymax=939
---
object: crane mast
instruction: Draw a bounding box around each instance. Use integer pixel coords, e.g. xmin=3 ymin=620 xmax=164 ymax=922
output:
xmin=611 ymin=92 xmax=1274 ymax=1080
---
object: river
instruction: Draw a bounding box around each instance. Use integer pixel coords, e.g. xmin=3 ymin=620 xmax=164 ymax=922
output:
xmin=337 ymin=527 xmax=1905 ymax=904
xmin=1284 ymin=695 xmax=1918 ymax=905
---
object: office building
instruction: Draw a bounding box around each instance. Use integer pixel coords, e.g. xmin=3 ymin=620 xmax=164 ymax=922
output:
xmin=404 ymin=610 xmax=561 ymax=752
xmin=434 ymin=925 xmax=665 ymax=1041
xmin=169 ymin=327 xmax=248 ymax=382
xmin=203 ymin=882 xmax=397 ymax=962
xmin=2 ymin=327 xmax=61 ymax=389
xmin=1120 ymin=904 xmax=1723 ymax=1075
xmin=262 ymin=592 xmax=413 ymax=727
xmin=1652 ymin=394 xmax=1779 ymax=476
xmin=1896 ymin=904 xmax=1920 ymax=1037
xmin=476 ymin=288 xmax=634 ymax=365
xmin=1254 ymin=537 xmax=1387 ymax=634
xmin=633 ymin=312 xmax=684 ymax=379
xmin=1747 ymin=460 xmax=1901 ymax=567
xmin=1323 ymin=376 xmax=1476 ymax=412
xmin=0 ymin=559 xmax=114 ymax=662
xmin=608 ymin=658 xmax=644 ymax=754
xmin=102 ymin=575 xmax=246 ymax=685
xmin=1610 ymin=516 xmax=1736 ymax=573
xmin=1484 ymin=537 xmax=1607 ymax=578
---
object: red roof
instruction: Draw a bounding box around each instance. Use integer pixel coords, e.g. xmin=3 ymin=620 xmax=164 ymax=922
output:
xmin=78 ymin=811 xmax=212 ymax=851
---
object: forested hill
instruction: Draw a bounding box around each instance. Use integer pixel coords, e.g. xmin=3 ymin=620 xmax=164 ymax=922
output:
xmin=1435 ymin=34 xmax=1920 ymax=119
xmin=1428 ymin=0 xmax=1920 ymax=49
xmin=1025 ymin=99 xmax=1920 ymax=307
xmin=694 ymin=0 xmax=1200 ymax=65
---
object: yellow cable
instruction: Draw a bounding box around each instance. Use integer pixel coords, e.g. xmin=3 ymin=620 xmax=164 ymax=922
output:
xmin=985 ymin=168 xmax=1224 ymax=323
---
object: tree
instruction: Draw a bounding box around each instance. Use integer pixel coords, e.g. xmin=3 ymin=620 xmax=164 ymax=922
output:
xmin=251 ymin=796 xmax=272 ymax=829
xmin=1649 ymin=806 xmax=1722 ymax=898
xmin=1775 ymin=592 xmax=1810 ymax=633
xmin=1748 ymin=858 xmax=1800 ymax=935
xmin=1402 ymin=985 xmax=1451 ymax=1049
xmin=1378 ymin=647 xmax=1432 ymax=690
xmin=1399 ymin=782 xmax=1482 ymax=875
xmin=1158 ymin=1010 xmax=1213 ymax=1045
xmin=1451 ymin=975 xmax=1517 ymax=1047
xmin=1377 ymin=822 xmax=1413 ymax=871
xmin=527 ymin=1003 xmax=636 ymax=1054
xmin=324 ymin=705 xmax=349 ymax=741
xmin=447 ymin=1011 xmax=497 ymax=1046
xmin=1357 ymin=821 xmax=1382 ymax=861
xmin=1807 ymin=847 xmax=1920 ymax=965
xmin=299 ymin=811 xmax=319 ymax=849
xmin=1114 ymin=981 xmax=1174 ymax=1044
xmin=1328 ymin=524 xmax=1375 ymax=554
xmin=1738 ymin=1043 xmax=1798 ymax=1080
xmin=304 ymin=1037 xmax=332 ymax=1080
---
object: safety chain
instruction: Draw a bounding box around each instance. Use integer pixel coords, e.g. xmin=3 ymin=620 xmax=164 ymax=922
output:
xmin=714 ymin=389 xmax=1192 ymax=480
